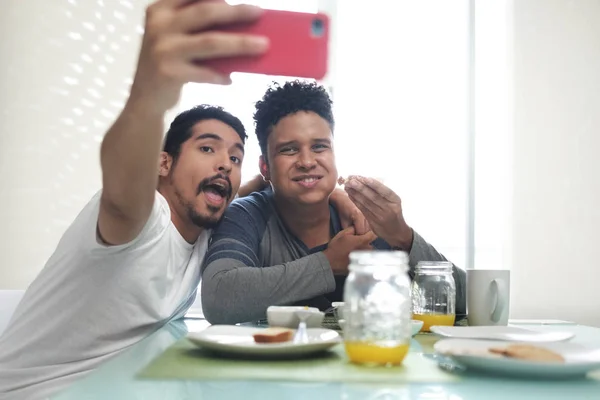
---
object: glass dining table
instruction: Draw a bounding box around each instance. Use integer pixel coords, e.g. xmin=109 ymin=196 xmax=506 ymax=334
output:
xmin=52 ymin=319 xmax=600 ymax=400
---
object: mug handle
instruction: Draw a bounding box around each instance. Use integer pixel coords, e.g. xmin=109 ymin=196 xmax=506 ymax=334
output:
xmin=490 ymin=278 xmax=508 ymax=323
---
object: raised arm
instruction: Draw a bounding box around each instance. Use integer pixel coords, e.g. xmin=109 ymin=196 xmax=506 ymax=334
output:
xmin=329 ymin=188 xmax=370 ymax=235
xmin=236 ymin=174 xmax=269 ymax=198
xmin=97 ymin=0 xmax=268 ymax=245
xmin=345 ymin=176 xmax=467 ymax=316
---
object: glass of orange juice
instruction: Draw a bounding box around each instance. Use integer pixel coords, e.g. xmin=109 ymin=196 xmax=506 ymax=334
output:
xmin=411 ymin=261 xmax=456 ymax=332
xmin=343 ymin=251 xmax=412 ymax=366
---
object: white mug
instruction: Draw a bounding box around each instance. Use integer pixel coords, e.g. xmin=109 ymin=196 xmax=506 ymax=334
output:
xmin=467 ymin=269 xmax=510 ymax=326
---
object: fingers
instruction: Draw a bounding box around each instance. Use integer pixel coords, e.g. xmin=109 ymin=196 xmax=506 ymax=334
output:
xmin=177 ymin=32 xmax=269 ymax=60
xmin=181 ymin=64 xmax=232 ymax=85
xmin=151 ymin=0 xmax=190 ymax=10
xmin=344 ymin=179 xmax=386 ymax=213
xmin=345 ymin=185 xmax=385 ymax=216
xmin=356 ymin=176 xmax=399 ymax=202
xmin=346 ymin=175 xmax=399 ymax=203
xmin=177 ymin=2 xmax=264 ymax=33
xmin=351 ymin=211 xmax=370 ymax=235
xmin=335 ymin=226 xmax=356 ymax=237
xmin=346 ymin=230 xmax=376 ymax=243
xmin=347 ymin=192 xmax=380 ymax=226
xmin=360 ymin=231 xmax=378 ymax=244
xmin=148 ymin=32 xmax=267 ymax=84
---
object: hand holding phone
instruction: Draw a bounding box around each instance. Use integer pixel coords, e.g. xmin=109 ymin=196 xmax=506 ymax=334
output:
xmin=129 ymin=1 xmax=269 ymax=109
xmin=203 ymin=9 xmax=330 ymax=80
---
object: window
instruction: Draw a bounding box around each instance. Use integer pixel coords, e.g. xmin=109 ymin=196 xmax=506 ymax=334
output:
xmin=178 ymin=0 xmax=320 ymax=188
xmin=330 ymin=1 xmax=470 ymax=268
xmin=178 ymin=1 xmax=510 ymax=271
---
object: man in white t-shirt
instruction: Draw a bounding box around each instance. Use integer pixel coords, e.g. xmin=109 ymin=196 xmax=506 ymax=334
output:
xmin=0 ymin=2 xmax=271 ymax=399
xmin=0 ymin=2 xmax=368 ymax=399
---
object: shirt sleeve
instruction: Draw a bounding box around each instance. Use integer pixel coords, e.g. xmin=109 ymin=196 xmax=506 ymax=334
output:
xmin=372 ymin=231 xmax=467 ymax=317
xmin=201 ymin=197 xmax=336 ymax=324
xmin=65 ymin=190 xmax=170 ymax=258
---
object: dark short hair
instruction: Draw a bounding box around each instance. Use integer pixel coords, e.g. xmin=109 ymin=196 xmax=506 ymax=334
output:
xmin=163 ymin=104 xmax=247 ymax=160
xmin=253 ymin=80 xmax=334 ymax=156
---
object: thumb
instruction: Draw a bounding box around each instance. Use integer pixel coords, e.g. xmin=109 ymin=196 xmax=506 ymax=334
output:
xmin=357 ymin=231 xmax=377 ymax=245
xmin=337 ymin=226 xmax=356 ymax=237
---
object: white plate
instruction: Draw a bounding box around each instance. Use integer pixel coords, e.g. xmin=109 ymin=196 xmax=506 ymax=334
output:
xmin=331 ymin=302 xmax=344 ymax=319
xmin=430 ymin=325 xmax=575 ymax=342
xmin=434 ymin=339 xmax=600 ymax=379
xmin=187 ymin=325 xmax=341 ymax=358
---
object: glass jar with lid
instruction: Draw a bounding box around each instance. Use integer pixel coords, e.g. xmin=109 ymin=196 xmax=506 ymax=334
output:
xmin=342 ymin=250 xmax=411 ymax=366
xmin=411 ymin=261 xmax=456 ymax=332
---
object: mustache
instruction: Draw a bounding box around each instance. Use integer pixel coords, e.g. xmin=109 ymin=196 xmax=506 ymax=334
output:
xmin=197 ymin=173 xmax=233 ymax=200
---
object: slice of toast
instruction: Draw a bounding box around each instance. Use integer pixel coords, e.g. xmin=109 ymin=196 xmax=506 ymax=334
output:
xmin=253 ymin=327 xmax=294 ymax=344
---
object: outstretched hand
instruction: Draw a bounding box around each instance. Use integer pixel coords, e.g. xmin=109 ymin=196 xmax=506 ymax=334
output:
xmin=130 ymin=0 xmax=269 ymax=112
xmin=343 ymin=176 xmax=413 ymax=250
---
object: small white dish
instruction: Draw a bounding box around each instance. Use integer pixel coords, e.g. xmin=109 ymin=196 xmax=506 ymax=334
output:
xmin=331 ymin=302 xmax=344 ymax=319
xmin=337 ymin=319 xmax=423 ymax=337
xmin=434 ymin=338 xmax=600 ymax=379
xmin=411 ymin=319 xmax=424 ymax=336
xmin=430 ymin=326 xmax=575 ymax=343
xmin=267 ymin=306 xmax=324 ymax=329
xmin=188 ymin=325 xmax=340 ymax=358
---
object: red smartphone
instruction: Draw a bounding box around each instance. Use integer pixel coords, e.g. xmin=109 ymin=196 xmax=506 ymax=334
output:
xmin=203 ymin=9 xmax=330 ymax=80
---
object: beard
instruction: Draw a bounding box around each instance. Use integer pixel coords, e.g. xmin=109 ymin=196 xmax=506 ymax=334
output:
xmin=168 ymin=167 xmax=232 ymax=230
xmin=173 ymin=189 xmax=223 ymax=230
xmin=186 ymin=204 xmax=222 ymax=230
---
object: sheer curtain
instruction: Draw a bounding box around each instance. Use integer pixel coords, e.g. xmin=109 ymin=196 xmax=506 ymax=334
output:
xmin=179 ymin=0 xmax=473 ymax=268
xmin=331 ymin=1 xmax=470 ymax=268
xmin=178 ymin=0 xmax=320 ymax=187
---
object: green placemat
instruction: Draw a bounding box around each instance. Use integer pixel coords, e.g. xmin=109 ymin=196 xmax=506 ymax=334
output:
xmin=137 ymin=338 xmax=459 ymax=384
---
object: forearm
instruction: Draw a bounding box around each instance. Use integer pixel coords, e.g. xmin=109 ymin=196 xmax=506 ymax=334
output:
xmin=201 ymin=253 xmax=335 ymax=324
xmin=100 ymin=98 xmax=165 ymax=219
xmin=237 ymin=174 xmax=268 ymax=198
xmin=329 ymin=188 xmax=347 ymax=208
xmin=408 ymin=231 xmax=467 ymax=316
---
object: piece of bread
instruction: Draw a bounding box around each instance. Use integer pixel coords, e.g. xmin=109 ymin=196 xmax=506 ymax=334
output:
xmin=338 ymin=176 xmax=383 ymax=187
xmin=253 ymin=328 xmax=294 ymax=344
xmin=489 ymin=344 xmax=565 ymax=363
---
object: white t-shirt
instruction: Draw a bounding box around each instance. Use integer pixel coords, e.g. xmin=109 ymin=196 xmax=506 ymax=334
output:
xmin=0 ymin=191 xmax=210 ymax=400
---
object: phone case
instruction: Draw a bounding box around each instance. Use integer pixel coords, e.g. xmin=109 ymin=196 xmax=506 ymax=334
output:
xmin=203 ymin=9 xmax=330 ymax=80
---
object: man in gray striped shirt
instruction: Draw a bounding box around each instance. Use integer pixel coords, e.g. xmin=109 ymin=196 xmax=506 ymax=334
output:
xmin=201 ymin=81 xmax=466 ymax=324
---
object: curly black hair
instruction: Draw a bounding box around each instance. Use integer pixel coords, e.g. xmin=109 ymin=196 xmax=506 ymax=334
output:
xmin=253 ymin=80 xmax=334 ymax=157
xmin=163 ymin=104 xmax=247 ymax=161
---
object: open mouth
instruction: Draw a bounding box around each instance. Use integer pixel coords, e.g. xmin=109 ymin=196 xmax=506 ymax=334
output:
xmin=201 ymin=179 xmax=230 ymax=206
xmin=292 ymin=175 xmax=323 ymax=188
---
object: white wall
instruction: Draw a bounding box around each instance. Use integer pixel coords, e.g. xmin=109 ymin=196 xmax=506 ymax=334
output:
xmin=1 ymin=0 xmax=599 ymax=328
xmin=0 ymin=0 xmax=151 ymax=289
xmin=510 ymin=0 xmax=600 ymax=326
